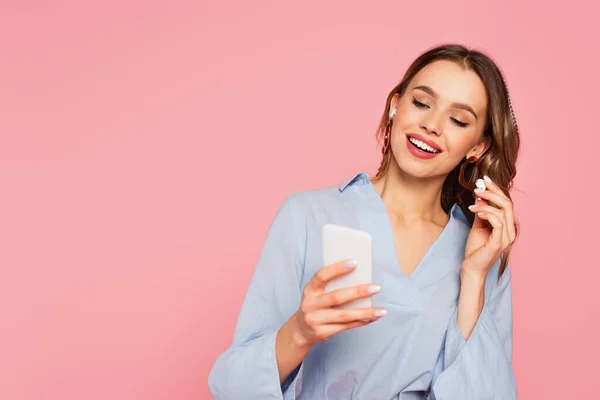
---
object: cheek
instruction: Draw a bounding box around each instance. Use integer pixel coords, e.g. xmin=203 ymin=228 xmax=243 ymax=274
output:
xmin=394 ymin=103 xmax=421 ymax=130
xmin=444 ymin=133 xmax=479 ymax=156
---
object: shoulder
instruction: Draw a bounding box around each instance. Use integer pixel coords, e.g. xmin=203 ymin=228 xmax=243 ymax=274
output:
xmin=285 ymin=186 xmax=342 ymax=212
xmin=283 ymin=171 xmax=369 ymax=217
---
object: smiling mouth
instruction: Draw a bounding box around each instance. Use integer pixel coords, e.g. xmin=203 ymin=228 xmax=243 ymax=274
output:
xmin=407 ymin=136 xmax=441 ymax=154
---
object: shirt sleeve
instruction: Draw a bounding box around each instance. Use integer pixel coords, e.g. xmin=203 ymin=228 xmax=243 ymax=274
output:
xmin=428 ymin=261 xmax=517 ymax=400
xmin=208 ymin=195 xmax=305 ymax=400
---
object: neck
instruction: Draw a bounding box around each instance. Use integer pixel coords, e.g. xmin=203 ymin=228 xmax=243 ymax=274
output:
xmin=372 ymin=162 xmax=448 ymax=225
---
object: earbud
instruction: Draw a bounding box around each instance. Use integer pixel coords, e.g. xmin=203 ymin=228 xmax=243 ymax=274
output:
xmin=475 ymin=179 xmax=486 ymax=191
xmin=389 ymin=108 xmax=396 ymax=119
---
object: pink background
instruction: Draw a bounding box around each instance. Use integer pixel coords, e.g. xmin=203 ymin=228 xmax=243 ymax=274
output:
xmin=1 ymin=1 xmax=598 ymax=399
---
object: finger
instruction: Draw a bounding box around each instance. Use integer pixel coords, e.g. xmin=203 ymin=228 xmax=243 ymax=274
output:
xmin=476 ymin=211 xmax=505 ymax=251
xmin=471 ymin=196 xmax=488 ymax=229
xmin=307 ymin=259 xmax=358 ymax=291
xmin=508 ymin=217 xmax=516 ymax=243
xmin=469 ymin=204 xmax=509 ymax=245
xmin=475 ymin=195 xmax=487 ymax=204
xmin=318 ymin=283 xmax=381 ymax=308
xmin=309 ymin=307 xmax=388 ymax=325
xmin=482 ymin=176 xmax=510 ymax=198
xmin=473 ymin=187 xmax=511 ymax=210
xmin=475 ymin=178 xmax=516 ymax=242
xmin=471 ymin=185 xmax=492 ymax=228
xmin=480 ymin=176 xmax=516 ymax=242
xmin=471 ymin=195 xmax=497 ymax=228
xmin=468 ymin=203 xmax=504 ymax=219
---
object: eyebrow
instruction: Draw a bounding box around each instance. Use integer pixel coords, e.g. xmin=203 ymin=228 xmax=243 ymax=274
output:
xmin=412 ymin=85 xmax=478 ymax=120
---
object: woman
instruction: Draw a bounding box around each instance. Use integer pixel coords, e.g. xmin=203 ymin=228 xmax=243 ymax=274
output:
xmin=208 ymin=44 xmax=520 ymax=399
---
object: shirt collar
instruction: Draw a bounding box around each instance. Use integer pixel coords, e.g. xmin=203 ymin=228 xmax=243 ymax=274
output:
xmin=338 ymin=172 xmax=371 ymax=192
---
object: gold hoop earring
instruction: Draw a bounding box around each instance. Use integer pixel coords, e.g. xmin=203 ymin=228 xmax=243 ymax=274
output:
xmin=458 ymin=155 xmax=481 ymax=191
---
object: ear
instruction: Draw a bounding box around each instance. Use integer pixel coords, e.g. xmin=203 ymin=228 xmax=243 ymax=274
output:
xmin=468 ymin=135 xmax=492 ymax=159
xmin=390 ymin=93 xmax=400 ymax=111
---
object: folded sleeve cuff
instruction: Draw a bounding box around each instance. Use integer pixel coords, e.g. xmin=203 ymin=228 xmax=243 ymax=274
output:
xmin=209 ymin=329 xmax=303 ymax=400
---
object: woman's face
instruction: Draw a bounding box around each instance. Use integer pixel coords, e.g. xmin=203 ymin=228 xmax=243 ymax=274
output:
xmin=389 ymin=60 xmax=490 ymax=180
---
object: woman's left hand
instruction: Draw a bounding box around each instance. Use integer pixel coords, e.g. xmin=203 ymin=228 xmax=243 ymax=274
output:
xmin=464 ymin=176 xmax=516 ymax=276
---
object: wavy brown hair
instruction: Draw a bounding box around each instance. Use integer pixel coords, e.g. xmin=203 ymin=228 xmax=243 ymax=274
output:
xmin=372 ymin=44 xmax=520 ymax=278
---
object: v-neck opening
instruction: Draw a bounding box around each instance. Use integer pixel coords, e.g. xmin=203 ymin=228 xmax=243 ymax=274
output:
xmin=364 ymin=178 xmax=457 ymax=280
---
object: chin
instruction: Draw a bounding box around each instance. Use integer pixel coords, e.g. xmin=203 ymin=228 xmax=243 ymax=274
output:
xmin=398 ymin=161 xmax=436 ymax=179
xmin=390 ymin=147 xmax=449 ymax=180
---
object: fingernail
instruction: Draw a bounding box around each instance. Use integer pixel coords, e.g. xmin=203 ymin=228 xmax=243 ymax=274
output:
xmin=344 ymin=260 xmax=357 ymax=269
xmin=478 ymin=212 xmax=486 ymax=216
xmin=474 ymin=188 xmax=484 ymax=194
xmin=484 ymin=175 xmax=492 ymax=184
xmin=468 ymin=204 xmax=477 ymax=210
xmin=475 ymin=179 xmax=486 ymax=191
xmin=374 ymin=309 xmax=388 ymax=317
xmin=367 ymin=285 xmax=381 ymax=294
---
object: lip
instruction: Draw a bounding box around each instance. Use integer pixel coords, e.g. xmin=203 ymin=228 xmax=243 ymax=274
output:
xmin=405 ymin=135 xmax=441 ymax=160
xmin=406 ymin=133 xmax=443 ymax=152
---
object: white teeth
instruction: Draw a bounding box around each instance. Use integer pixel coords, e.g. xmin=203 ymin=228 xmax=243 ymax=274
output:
xmin=409 ymin=137 xmax=440 ymax=153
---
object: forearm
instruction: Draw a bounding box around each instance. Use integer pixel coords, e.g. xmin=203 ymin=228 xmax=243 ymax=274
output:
xmin=456 ymin=267 xmax=486 ymax=340
xmin=275 ymin=313 xmax=312 ymax=385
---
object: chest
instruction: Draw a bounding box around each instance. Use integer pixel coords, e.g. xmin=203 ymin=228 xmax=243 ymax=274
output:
xmin=391 ymin=222 xmax=445 ymax=276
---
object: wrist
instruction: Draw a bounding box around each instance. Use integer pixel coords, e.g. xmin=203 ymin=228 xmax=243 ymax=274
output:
xmin=460 ymin=265 xmax=487 ymax=285
xmin=289 ymin=313 xmax=313 ymax=350
xmin=275 ymin=313 xmax=312 ymax=385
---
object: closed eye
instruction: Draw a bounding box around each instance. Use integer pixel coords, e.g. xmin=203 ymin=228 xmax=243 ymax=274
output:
xmin=451 ymin=118 xmax=468 ymax=128
xmin=411 ymin=98 xmax=428 ymax=109
xmin=413 ymin=97 xmax=469 ymax=128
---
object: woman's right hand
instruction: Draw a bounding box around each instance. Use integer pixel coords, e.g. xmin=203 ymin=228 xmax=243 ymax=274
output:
xmin=291 ymin=259 xmax=387 ymax=348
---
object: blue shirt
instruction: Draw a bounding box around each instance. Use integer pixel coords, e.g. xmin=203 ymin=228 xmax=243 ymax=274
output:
xmin=208 ymin=172 xmax=517 ymax=399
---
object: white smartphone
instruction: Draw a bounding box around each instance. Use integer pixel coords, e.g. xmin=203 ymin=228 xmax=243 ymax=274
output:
xmin=322 ymin=223 xmax=373 ymax=309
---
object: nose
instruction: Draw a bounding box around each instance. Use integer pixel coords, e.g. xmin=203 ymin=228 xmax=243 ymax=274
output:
xmin=421 ymin=110 xmax=443 ymax=136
